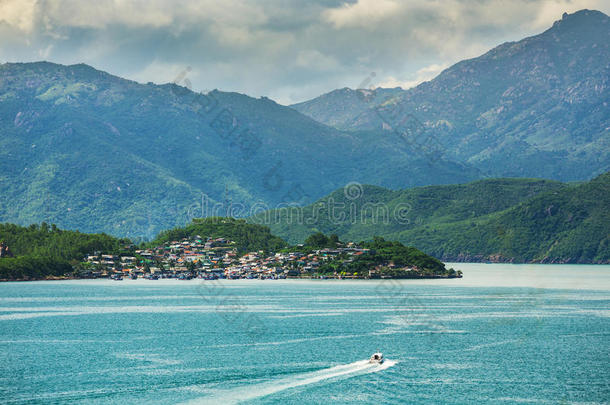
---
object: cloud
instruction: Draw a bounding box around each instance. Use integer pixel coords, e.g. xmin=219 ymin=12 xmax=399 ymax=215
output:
xmin=377 ymin=63 xmax=449 ymax=89
xmin=0 ymin=0 xmax=608 ymax=104
xmin=295 ymin=50 xmax=340 ymax=70
xmin=42 ymin=0 xmax=174 ymax=29
xmin=530 ymin=0 xmax=609 ymax=29
xmin=0 ymin=0 xmax=37 ymax=33
xmin=324 ymin=0 xmax=401 ymax=29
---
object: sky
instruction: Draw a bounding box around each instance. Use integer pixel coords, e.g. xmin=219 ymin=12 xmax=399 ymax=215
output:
xmin=0 ymin=0 xmax=608 ymax=105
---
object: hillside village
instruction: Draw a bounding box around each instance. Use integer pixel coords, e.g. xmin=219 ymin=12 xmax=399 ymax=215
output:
xmin=0 ymin=219 xmax=461 ymax=281
xmin=80 ymin=236 xmax=442 ymax=280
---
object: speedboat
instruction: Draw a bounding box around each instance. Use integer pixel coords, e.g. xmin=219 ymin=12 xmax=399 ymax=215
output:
xmin=369 ymin=352 xmax=384 ymax=364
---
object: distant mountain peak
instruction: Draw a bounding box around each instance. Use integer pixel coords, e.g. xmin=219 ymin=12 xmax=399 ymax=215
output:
xmin=291 ymin=9 xmax=609 ymax=182
xmin=560 ymin=8 xmax=607 ymax=21
xmin=550 ymin=9 xmax=608 ymax=32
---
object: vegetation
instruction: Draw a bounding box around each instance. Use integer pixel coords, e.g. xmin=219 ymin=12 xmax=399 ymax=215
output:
xmin=148 ymin=217 xmax=286 ymax=253
xmin=401 ymin=172 xmax=610 ymax=263
xmin=252 ymin=178 xmax=565 ymax=243
xmin=0 ymin=62 xmax=480 ymax=239
xmin=0 ymin=257 xmax=74 ymax=281
xmin=1 ymin=12 xmax=608 ymax=239
xmin=0 ymin=220 xmax=457 ymax=280
xmin=0 ymin=223 xmax=127 ymax=280
xmin=253 ymin=174 xmax=610 ymax=263
xmin=300 ymin=234 xmax=458 ymax=278
xmin=359 ymin=237 xmax=451 ymax=274
xmin=303 ymin=232 xmax=340 ymax=249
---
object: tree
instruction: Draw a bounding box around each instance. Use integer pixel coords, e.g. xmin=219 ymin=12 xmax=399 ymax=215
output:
xmin=304 ymin=232 xmax=329 ymax=248
xmin=186 ymin=261 xmax=196 ymax=274
xmin=155 ymin=259 xmax=166 ymax=273
xmin=329 ymin=234 xmax=340 ymax=246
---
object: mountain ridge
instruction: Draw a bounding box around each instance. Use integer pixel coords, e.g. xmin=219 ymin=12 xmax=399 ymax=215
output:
xmin=250 ymin=173 xmax=609 ymax=263
xmin=0 ymin=61 xmax=481 ymax=238
xmin=1 ymin=9 xmax=608 ymax=237
xmin=291 ymin=9 xmax=610 ymax=181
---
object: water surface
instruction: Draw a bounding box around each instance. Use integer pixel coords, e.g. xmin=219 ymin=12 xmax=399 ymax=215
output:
xmin=0 ymin=264 xmax=608 ymax=404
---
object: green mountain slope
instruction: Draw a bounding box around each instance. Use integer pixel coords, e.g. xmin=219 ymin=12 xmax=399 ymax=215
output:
xmin=250 ymin=174 xmax=610 ymax=263
xmin=149 ymin=217 xmax=286 ymax=253
xmin=406 ymin=172 xmax=610 ymax=263
xmin=0 ymin=222 xmax=126 ymax=280
xmin=292 ymin=10 xmax=610 ymax=181
xmin=0 ymin=62 xmax=481 ymax=238
xmin=251 ymin=178 xmax=565 ymax=243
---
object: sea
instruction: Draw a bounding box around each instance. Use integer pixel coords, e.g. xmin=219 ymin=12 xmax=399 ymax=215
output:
xmin=0 ymin=264 xmax=608 ymax=404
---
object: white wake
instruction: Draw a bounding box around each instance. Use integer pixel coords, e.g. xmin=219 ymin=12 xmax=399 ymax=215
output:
xmin=184 ymin=359 xmax=396 ymax=404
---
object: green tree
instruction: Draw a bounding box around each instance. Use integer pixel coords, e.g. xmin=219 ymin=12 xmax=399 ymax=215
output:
xmin=304 ymin=232 xmax=329 ymax=249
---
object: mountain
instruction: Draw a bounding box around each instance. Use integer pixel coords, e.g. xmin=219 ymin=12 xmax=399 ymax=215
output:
xmin=292 ymin=10 xmax=610 ymax=182
xmin=0 ymin=62 xmax=481 ymax=238
xmin=148 ymin=217 xmax=286 ymax=253
xmin=249 ymin=177 xmax=566 ymax=243
xmin=291 ymin=87 xmax=403 ymax=130
xmin=0 ymin=219 xmax=456 ymax=280
xmin=250 ymin=172 xmax=610 ymax=263
xmin=2 ymin=10 xmax=607 ymax=239
xmin=0 ymin=218 xmax=284 ymax=280
xmin=0 ymin=222 xmax=126 ymax=280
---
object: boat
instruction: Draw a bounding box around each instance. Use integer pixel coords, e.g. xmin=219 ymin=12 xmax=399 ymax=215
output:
xmin=369 ymin=352 xmax=384 ymax=364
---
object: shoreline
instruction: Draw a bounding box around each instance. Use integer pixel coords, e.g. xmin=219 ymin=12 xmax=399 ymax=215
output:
xmin=443 ymin=257 xmax=610 ymax=264
xmin=3 ymin=262 xmax=609 ymax=283
xmin=0 ymin=274 xmax=464 ymax=282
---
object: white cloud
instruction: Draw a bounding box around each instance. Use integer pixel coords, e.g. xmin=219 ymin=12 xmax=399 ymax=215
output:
xmin=131 ymin=61 xmax=193 ymax=87
xmin=0 ymin=0 xmax=608 ymax=104
xmin=38 ymin=44 xmax=54 ymax=59
xmin=295 ymin=50 xmax=339 ymax=70
xmin=324 ymin=0 xmax=401 ymax=29
xmin=378 ymin=63 xmax=449 ymax=89
xmin=3 ymin=0 xmax=269 ymax=32
xmin=0 ymin=0 xmax=37 ymax=33
xmin=42 ymin=0 xmax=174 ymax=29
xmin=530 ymin=0 xmax=609 ymax=29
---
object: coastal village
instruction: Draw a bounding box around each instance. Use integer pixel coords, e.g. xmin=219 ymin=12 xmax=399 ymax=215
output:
xmin=81 ymin=236 xmax=386 ymax=280
xmin=80 ymin=236 xmax=436 ymax=280
xmin=0 ymin=218 xmax=461 ymax=281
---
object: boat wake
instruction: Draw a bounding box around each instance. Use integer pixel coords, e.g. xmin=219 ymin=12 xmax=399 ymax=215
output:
xmin=184 ymin=359 xmax=396 ymax=404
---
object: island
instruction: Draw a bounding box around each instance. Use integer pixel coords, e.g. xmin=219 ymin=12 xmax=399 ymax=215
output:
xmin=0 ymin=218 xmax=461 ymax=281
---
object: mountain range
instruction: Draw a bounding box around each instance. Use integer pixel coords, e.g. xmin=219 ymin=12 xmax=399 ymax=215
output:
xmin=0 ymin=62 xmax=478 ymax=238
xmin=0 ymin=9 xmax=608 ymax=239
xmin=251 ymin=172 xmax=610 ymax=263
xmin=293 ymin=9 xmax=609 ymax=181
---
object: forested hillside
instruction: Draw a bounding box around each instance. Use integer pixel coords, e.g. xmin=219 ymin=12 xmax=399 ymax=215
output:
xmin=0 ymin=62 xmax=479 ymax=238
xmin=0 ymin=223 xmax=127 ymax=280
xmin=252 ymin=174 xmax=610 ymax=263
xmin=148 ymin=217 xmax=286 ymax=253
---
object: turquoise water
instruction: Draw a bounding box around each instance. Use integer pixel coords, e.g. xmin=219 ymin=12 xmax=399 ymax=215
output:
xmin=0 ymin=264 xmax=609 ymax=404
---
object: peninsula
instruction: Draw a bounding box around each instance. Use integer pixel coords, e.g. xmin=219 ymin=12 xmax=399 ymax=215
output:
xmin=0 ymin=218 xmax=461 ymax=281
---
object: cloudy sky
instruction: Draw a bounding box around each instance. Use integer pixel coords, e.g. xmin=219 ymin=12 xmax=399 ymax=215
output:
xmin=1 ymin=0 xmax=608 ymax=104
